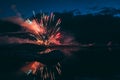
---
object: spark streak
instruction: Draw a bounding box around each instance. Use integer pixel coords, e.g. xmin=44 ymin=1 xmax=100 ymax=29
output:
xmin=21 ymin=12 xmax=62 ymax=46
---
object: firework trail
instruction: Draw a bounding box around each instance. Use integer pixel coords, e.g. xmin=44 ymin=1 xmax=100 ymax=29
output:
xmin=20 ymin=12 xmax=62 ymax=46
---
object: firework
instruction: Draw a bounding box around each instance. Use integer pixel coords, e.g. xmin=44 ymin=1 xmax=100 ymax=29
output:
xmin=21 ymin=12 xmax=61 ymax=46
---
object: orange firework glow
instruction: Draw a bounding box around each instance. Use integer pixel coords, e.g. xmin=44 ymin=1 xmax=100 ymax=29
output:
xmin=20 ymin=13 xmax=61 ymax=46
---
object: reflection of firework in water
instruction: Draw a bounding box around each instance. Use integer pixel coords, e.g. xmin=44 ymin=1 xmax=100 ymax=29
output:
xmin=21 ymin=61 xmax=61 ymax=80
xmin=21 ymin=50 xmax=62 ymax=80
xmin=21 ymin=12 xmax=61 ymax=46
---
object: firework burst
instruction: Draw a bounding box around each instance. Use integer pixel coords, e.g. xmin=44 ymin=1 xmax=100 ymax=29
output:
xmin=21 ymin=12 xmax=61 ymax=46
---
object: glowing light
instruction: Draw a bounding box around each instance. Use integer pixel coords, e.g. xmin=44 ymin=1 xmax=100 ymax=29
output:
xmin=21 ymin=13 xmax=62 ymax=46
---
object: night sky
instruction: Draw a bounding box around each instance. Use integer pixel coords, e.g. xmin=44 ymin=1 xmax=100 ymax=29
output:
xmin=1 ymin=0 xmax=120 ymax=18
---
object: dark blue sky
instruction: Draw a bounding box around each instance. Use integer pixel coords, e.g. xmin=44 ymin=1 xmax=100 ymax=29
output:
xmin=1 ymin=0 xmax=120 ymax=18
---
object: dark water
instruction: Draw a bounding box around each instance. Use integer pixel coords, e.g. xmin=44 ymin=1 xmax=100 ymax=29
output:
xmin=0 ymin=44 xmax=120 ymax=80
xmin=61 ymin=46 xmax=120 ymax=80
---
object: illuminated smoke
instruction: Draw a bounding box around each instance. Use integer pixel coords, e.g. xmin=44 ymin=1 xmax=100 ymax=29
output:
xmin=0 ymin=36 xmax=35 ymax=44
xmin=11 ymin=4 xmax=22 ymax=17
xmin=19 ymin=12 xmax=62 ymax=46
xmin=4 ymin=12 xmax=79 ymax=46
xmin=61 ymin=33 xmax=79 ymax=46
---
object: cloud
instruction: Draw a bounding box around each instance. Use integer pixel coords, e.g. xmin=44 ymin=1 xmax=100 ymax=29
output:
xmin=0 ymin=36 xmax=35 ymax=45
